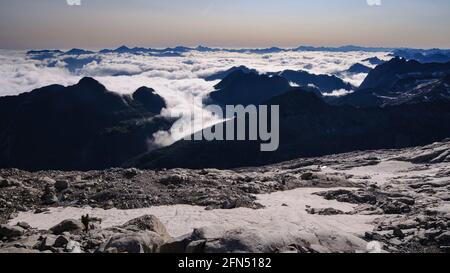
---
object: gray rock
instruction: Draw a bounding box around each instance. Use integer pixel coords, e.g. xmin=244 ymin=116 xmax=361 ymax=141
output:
xmin=424 ymin=229 xmax=442 ymax=240
xmin=364 ymin=232 xmax=385 ymax=242
xmin=54 ymin=235 xmax=70 ymax=248
xmin=0 ymin=178 xmax=22 ymax=188
xmin=276 ymin=246 xmax=300 ymax=253
xmin=104 ymin=231 xmax=164 ymax=253
xmin=38 ymin=177 xmax=56 ymax=185
xmin=300 ymin=172 xmax=315 ymax=180
xmin=16 ymin=222 xmax=31 ymax=230
xmin=390 ymin=197 xmax=415 ymax=206
xmin=65 ymin=240 xmax=82 ymax=253
xmin=316 ymin=189 xmax=377 ymax=205
xmin=159 ymin=233 xmax=194 ymax=253
xmin=50 ymin=219 xmax=84 ymax=235
xmin=0 ymin=224 xmax=25 ymax=239
xmin=380 ymin=200 xmax=411 ymax=214
xmin=54 ymin=180 xmax=69 ymax=192
xmin=393 ymin=228 xmax=405 ymax=239
xmin=306 ymin=207 xmax=345 ymax=215
xmin=41 ymin=185 xmax=58 ymax=205
xmin=123 ymin=168 xmax=141 ymax=179
xmin=1 ymin=234 xmax=42 ymax=250
xmin=36 ymin=235 xmax=58 ymax=251
xmin=121 ymin=215 xmax=171 ymax=240
xmin=394 ymin=219 xmax=419 ymax=230
xmin=186 ymin=240 xmax=206 ymax=253
xmin=436 ymin=231 xmax=450 ymax=245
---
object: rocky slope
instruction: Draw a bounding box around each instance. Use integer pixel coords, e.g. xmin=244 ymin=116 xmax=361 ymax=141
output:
xmin=1 ymin=140 xmax=449 ymax=253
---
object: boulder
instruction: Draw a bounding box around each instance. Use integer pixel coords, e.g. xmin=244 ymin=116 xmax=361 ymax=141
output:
xmin=103 ymin=231 xmax=164 ymax=253
xmin=436 ymin=231 xmax=450 ymax=245
xmin=393 ymin=219 xmax=419 ymax=230
xmin=2 ymin=234 xmax=42 ymax=250
xmin=16 ymin=222 xmax=31 ymax=230
xmin=36 ymin=235 xmax=58 ymax=251
xmin=186 ymin=240 xmax=207 ymax=253
xmin=0 ymin=224 xmax=25 ymax=239
xmin=41 ymin=185 xmax=58 ymax=205
xmin=316 ymin=189 xmax=377 ymax=204
xmin=54 ymin=235 xmax=70 ymax=248
xmin=50 ymin=219 xmax=84 ymax=235
xmin=380 ymin=200 xmax=411 ymax=214
xmin=54 ymin=180 xmax=69 ymax=192
xmin=38 ymin=177 xmax=56 ymax=185
xmin=65 ymin=240 xmax=82 ymax=253
xmin=170 ymin=225 xmax=369 ymax=253
xmin=121 ymin=215 xmax=171 ymax=240
xmin=159 ymin=233 xmax=195 ymax=253
xmin=306 ymin=207 xmax=345 ymax=215
xmin=393 ymin=228 xmax=405 ymax=239
xmin=123 ymin=168 xmax=141 ymax=179
xmin=300 ymin=172 xmax=315 ymax=180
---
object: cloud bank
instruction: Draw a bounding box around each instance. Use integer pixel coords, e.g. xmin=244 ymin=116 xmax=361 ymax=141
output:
xmin=367 ymin=0 xmax=382 ymax=6
xmin=66 ymin=0 xmax=81 ymax=6
xmin=0 ymin=49 xmax=390 ymax=146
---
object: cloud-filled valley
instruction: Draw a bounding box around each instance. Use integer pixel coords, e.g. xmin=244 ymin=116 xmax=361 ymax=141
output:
xmin=0 ymin=48 xmax=391 ymax=146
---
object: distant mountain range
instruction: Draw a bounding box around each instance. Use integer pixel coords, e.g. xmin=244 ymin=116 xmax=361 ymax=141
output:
xmin=0 ymin=78 xmax=173 ymax=171
xmin=390 ymin=49 xmax=450 ymax=63
xmin=25 ymin=45 xmax=450 ymax=60
xmin=335 ymin=58 xmax=450 ymax=107
xmin=359 ymin=58 xmax=450 ymax=90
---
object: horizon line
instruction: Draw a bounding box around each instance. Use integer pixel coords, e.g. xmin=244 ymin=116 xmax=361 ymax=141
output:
xmin=4 ymin=43 xmax=450 ymax=52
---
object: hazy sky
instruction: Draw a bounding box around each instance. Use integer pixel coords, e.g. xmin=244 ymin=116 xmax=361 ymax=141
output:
xmin=1 ymin=0 xmax=450 ymax=49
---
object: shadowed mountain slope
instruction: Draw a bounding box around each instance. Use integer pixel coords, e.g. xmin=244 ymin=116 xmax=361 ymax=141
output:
xmin=130 ymin=89 xmax=450 ymax=169
xmin=0 ymin=78 xmax=172 ymax=171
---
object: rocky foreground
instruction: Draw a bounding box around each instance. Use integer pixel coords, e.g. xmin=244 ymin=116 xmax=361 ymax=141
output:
xmin=0 ymin=141 xmax=449 ymax=253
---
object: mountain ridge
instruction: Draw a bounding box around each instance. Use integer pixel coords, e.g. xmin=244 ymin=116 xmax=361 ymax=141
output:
xmin=0 ymin=77 xmax=172 ymax=171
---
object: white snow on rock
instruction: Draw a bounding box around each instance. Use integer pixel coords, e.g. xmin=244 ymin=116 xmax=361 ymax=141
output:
xmin=10 ymin=188 xmax=377 ymax=252
xmin=323 ymin=161 xmax=415 ymax=185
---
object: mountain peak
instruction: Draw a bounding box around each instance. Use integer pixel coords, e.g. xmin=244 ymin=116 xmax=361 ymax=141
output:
xmin=115 ymin=45 xmax=131 ymax=52
xmin=77 ymin=77 xmax=104 ymax=88
xmin=265 ymin=87 xmax=328 ymax=111
xmin=64 ymin=48 xmax=94 ymax=55
xmin=208 ymin=70 xmax=291 ymax=106
xmin=133 ymin=86 xmax=166 ymax=114
xmin=347 ymin=63 xmax=372 ymax=74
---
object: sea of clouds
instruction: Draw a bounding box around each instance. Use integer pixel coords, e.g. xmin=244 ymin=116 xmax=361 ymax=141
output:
xmin=0 ymin=49 xmax=390 ymax=146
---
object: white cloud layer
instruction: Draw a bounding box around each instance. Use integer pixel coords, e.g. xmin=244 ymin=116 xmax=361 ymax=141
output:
xmin=367 ymin=0 xmax=382 ymax=6
xmin=322 ymin=89 xmax=355 ymax=97
xmin=0 ymin=49 xmax=390 ymax=146
xmin=66 ymin=0 xmax=81 ymax=6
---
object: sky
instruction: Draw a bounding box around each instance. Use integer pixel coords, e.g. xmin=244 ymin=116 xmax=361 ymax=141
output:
xmin=1 ymin=0 xmax=450 ymax=49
